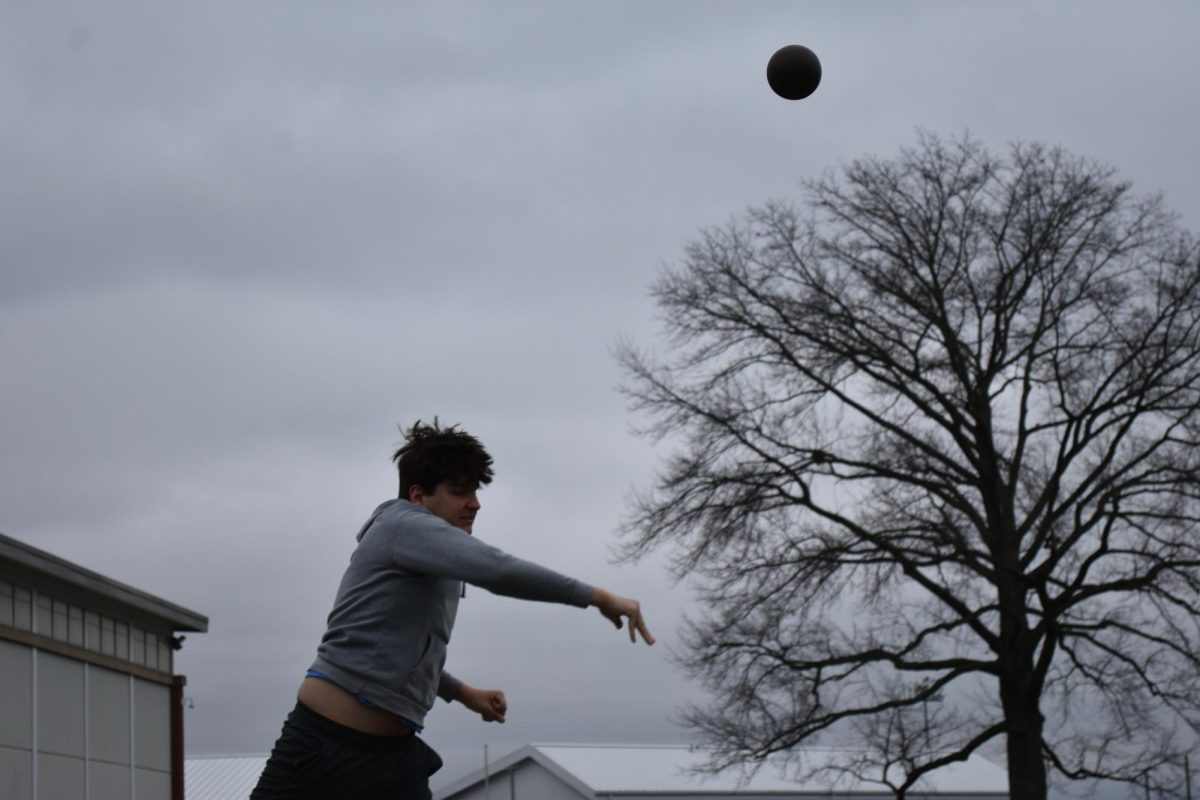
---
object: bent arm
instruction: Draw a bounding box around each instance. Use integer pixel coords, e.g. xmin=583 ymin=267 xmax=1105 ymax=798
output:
xmin=438 ymin=670 xmax=463 ymax=703
xmin=448 ymin=678 xmax=508 ymax=723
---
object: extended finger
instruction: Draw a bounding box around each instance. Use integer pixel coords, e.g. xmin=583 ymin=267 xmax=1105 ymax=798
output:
xmin=635 ymin=613 xmax=655 ymax=645
xmin=623 ymin=602 xmax=642 ymax=642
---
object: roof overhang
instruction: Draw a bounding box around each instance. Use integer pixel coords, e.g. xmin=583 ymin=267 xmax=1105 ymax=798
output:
xmin=0 ymin=531 xmax=208 ymax=633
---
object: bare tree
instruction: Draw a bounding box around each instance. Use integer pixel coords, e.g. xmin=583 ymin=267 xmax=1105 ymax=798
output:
xmin=619 ymin=133 xmax=1200 ymax=800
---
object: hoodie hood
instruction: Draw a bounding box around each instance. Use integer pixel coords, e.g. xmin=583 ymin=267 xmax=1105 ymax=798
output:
xmin=356 ymin=499 xmax=399 ymax=541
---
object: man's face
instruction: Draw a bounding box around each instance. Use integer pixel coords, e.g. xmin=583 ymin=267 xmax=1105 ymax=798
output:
xmin=410 ymin=481 xmax=481 ymax=533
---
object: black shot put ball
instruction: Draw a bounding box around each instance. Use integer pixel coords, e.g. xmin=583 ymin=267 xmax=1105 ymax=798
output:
xmin=767 ymin=44 xmax=822 ymax=100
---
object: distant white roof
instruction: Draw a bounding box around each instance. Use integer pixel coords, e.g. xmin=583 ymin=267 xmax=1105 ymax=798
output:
xmin=189 ymin=745 xmax=1010 ymax=799
xmin=186 ymin=755 xmax=269 ymax=800
xmin=435 ymin=743 xmax=1010 ymax=798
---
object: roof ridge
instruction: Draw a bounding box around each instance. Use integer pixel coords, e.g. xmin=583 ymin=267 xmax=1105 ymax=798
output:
xmin=533 ymin=742 xmax=696 ymax=750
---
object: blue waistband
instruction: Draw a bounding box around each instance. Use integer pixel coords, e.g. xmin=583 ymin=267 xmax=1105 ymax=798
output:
xmin=304 ymin=669 xmax=424 ymax=732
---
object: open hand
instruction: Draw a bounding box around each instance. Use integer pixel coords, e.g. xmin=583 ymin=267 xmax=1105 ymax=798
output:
xmin=458 ymin=685 xmax=507 ymax=723
xmin=592 ymin=588 xmax=655 ymax=645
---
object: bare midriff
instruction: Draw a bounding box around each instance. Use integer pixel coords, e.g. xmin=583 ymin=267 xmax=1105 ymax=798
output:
xmin=297 ymin=677 xmax=413 ymax=736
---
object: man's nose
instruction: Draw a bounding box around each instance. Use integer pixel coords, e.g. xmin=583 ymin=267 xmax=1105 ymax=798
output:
xmin=466 ymin=493 xmax=481 ymax=510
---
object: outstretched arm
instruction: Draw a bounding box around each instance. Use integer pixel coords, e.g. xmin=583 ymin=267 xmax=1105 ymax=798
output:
xmin=591 ymin=587 xmax=655 ymax=645
xmin=455 ymin=681 xmax=507 ymax=723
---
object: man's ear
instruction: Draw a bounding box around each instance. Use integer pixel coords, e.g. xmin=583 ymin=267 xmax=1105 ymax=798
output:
xmin=408 ymin=484 xmax=425 ymax=504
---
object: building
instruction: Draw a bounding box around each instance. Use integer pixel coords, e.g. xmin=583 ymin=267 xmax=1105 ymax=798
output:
xmin=184 ymin=755 xmax=269 ymax=800
xmin=434 ymin=743 xmax=1011 ymax=800
xmin=182 ymin=743 xmax=1010 ymax=800
xmin=0 ymin=532 xmax=208 ymax=800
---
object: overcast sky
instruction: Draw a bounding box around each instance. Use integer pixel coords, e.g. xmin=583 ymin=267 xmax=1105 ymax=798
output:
xmin=3 ymin=2 xmax=1199 ymax=796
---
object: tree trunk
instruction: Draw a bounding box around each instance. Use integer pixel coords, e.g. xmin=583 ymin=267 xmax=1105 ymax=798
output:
xmin=978 ymin=390 xmax=1048 ymax=800
xmin=1003 ymin=702 xmax=1048 ymax=800
xmin=998 ymin=577 xmax=1049 ymax=800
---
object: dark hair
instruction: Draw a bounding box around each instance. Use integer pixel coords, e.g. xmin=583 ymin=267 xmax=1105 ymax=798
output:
xmin=393 ymin=418 xmax=494 ymax=498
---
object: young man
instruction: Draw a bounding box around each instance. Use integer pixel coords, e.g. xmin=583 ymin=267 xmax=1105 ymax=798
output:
xmin=251 ymin=419 xmax=654 ymax=799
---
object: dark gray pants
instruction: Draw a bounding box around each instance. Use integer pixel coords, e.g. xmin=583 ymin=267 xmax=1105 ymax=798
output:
xmin=250 ymin=701 xmax=443 ymax=800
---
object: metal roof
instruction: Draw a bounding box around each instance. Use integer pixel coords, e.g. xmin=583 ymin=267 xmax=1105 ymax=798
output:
xmin=186 ymin=746 xmax=1010 ymax=799
xmin=0 ymin=531 xmax=209 ymax=632
xmin=435 ymin=743 xmax=1010 ymax=798
xmin=186 ymin=755 xmax=269 ymax=800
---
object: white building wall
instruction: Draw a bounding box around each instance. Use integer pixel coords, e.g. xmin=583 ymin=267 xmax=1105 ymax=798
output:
xmin=38 ymin=652 xmax=85 ymax=758
xmin=0 ymin=745 xmax=33 ymax=800
xmin=442 ymin=759 xmax=586 ymax=800
xmin=91 ymin=759 xmax=133 ymax=800
xmin=91 ymin=665 xmax=132 ymax=764
xmin=513 ymin=760 xmax=587 ymax=800
xmin=0 ymin=639 xmax=172 ymax=800
xmin=135 ymin=676 xmax=173 ymax=784
xmin=0 ymin=639 xmax=33 ymax=800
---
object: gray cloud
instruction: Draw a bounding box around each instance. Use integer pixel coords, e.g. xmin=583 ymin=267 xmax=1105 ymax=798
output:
xmin=2 ymin=2 xmax=1198 ymax=797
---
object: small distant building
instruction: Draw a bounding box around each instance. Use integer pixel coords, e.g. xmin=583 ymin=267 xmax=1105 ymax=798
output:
xmin=182 ymin=744 xmax=1010 ymax=800
xmin=185 ymin=755 xmax=269 ymax=800
xmin=434 ymin=743 xmax=1011 ymax=800
xmin=0 ymin=532 xmax=208 ymax=800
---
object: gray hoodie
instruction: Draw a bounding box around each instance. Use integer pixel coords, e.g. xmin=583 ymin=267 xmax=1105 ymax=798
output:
xmin=308 ymin=499 xmax=594 ymax=727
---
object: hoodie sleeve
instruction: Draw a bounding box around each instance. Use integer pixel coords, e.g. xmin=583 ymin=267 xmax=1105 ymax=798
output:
xmin=391 ymin=509 xmax=594 ymax=608
xmin=438 ymin=670 xmax=463 ymax=703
